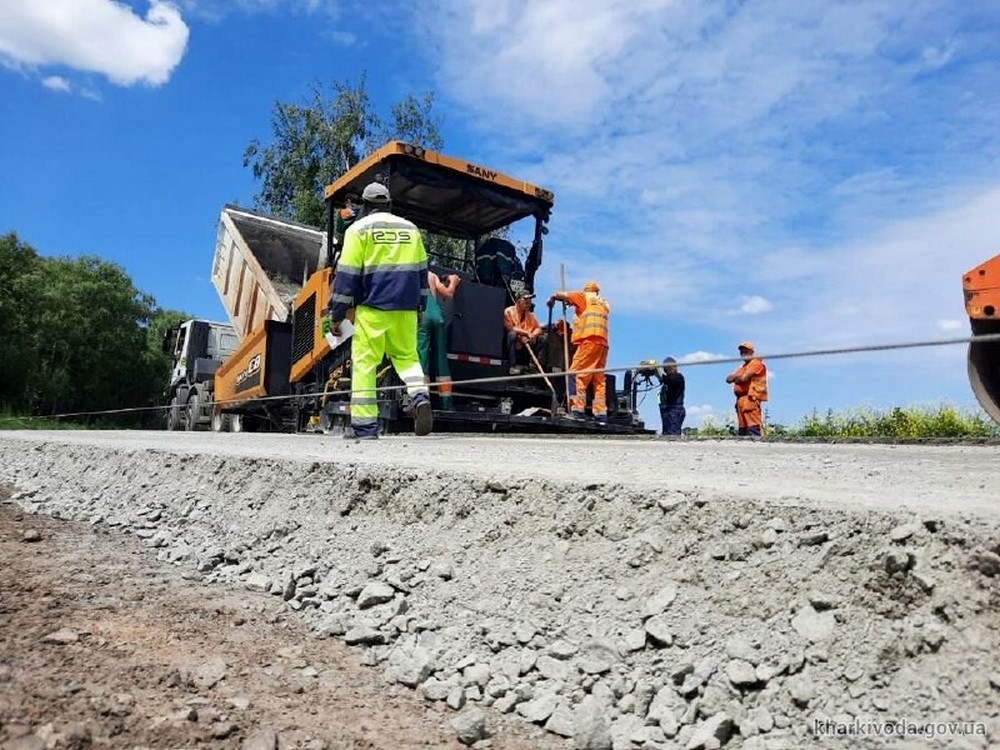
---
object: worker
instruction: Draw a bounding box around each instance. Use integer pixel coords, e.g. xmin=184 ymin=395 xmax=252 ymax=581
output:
xmin=327 ymin=182 xmax=433 ymax=439
xmin=503 ymin=289 xmax=545 ymax=374
xmin=418 ymin=270 xmax=461 ymax=409
xmin=547 ymin=280 xmax=610 ymax=423
xmin=725 ymin=341 xmax=768 ymax=437
xmin=334 ymin=195 xmax=360 ymax=238
xmin=657 ymin=356 xmax=686 ymax=436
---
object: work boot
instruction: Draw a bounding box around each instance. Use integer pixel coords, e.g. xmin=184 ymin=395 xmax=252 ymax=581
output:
xmin=411 ymin=392 xmax=433 ymax=436
xmin=345 ymin=423 xmax=379 ymax=440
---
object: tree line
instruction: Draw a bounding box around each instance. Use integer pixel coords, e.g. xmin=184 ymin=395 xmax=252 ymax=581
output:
xmin=0 ymin=232 xmax=186 ymax=426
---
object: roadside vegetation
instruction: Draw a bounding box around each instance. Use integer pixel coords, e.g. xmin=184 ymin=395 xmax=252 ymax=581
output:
xmin=693 ymin=404 xmax=1000 ymax=439
xmin=0 ymin=233 xmax=186 ymax=429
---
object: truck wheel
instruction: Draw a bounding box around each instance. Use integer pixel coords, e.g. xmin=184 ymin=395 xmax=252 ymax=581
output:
xmin=185 ymin=390 xmax=202 ymax=431
xmin=166 ymin=396 xmax=182 ymax=431
xmin=210 ymin=409 xmax=229 ymax=433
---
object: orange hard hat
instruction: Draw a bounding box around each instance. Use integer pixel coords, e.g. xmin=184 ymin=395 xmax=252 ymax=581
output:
xmin=583 ymin=280 xmax=600 ymax=292
xmin=738 ymin=340 xmax=755 ymax=352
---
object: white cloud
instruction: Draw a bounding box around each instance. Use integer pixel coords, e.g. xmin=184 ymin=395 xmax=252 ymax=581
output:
xmin=178 ymin=0 xmax=340 ymax=21
xmin=416 ymin=0 xmax=1000 ymax=338
xmin=328 ymin=30 xmax=356 ymax=46
xmin=41 ymin=75 xmax=71 ymax=92
xmin=0 ymin=0 xmax=189 ymax=87
xmin=740 ymin=295 xmax=774 ymax=315
xmin=750 ymin=187 xmax=1000 ymax=348
xmin=686 ymin=404 xmax=715 ymax=417
xmin=679 ymin=351 xmax=728 ymax=364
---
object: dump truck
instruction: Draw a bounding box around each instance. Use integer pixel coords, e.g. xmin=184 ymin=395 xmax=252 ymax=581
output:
xmin=161 ymin=319 xmax=238 ymax=430
xmin=962 ymin=254 xmax=1000 ymax=425
xmin=205 ymin=141 xmax=650 ymax=435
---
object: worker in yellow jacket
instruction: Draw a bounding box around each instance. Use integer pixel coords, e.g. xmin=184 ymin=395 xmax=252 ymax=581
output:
xmin=548 ymin=280 xmax=611 ymax=423
xmin=328 ymin=182 xmax=432 ymax=439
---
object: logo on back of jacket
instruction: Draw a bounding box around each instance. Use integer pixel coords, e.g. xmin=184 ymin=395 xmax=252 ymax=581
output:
xmin=371 ymin=228 xmax=413 ymax=244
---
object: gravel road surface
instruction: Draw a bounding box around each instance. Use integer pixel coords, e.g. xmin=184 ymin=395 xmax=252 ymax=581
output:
xmin=2 ymin=431 xmax=999 ymax=750
xmin=2 ymin=431 xmax=998 ymax=518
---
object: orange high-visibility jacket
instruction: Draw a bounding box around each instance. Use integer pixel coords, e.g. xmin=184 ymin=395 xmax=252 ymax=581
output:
xmin=565 ymin=291 xmax=610 ymax=346
xmin=503 ymin=305 xmax=542 ymax=336
xmin=732 ymin=358 xmax=768 ymax=401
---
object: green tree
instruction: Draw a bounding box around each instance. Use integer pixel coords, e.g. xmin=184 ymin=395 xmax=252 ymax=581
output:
xmin=0 ymin=233 xmax=42 ymax=412
xmin=243 ymin=73 xmax=443 ymax=227
xmin=0 ymin=232 xmax=192 ymax=427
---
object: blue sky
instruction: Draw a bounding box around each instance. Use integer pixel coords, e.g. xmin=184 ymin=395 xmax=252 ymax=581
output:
xmin=2 ymin=0 xmax=1000 ymax=430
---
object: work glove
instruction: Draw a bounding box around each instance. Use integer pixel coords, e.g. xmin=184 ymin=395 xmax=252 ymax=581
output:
xmin=322 ymin=317 xmax=341 ymax=337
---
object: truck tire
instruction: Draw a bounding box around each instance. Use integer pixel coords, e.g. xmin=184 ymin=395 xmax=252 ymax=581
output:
xmin=185 ymin=390 xmax=203 ymax=432
xmin=166 ymin=395 xmax=182 ymax=431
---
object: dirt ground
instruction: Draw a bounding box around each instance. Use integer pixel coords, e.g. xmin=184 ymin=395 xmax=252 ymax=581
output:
xmin=0 ymin=487 xmax=554 ymax=750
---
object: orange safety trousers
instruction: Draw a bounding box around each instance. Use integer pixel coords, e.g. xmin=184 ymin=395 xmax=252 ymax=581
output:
xmin=570 ymin=340 xmax=609 ymax=417
xmin=736 ymin=395 xmax=764 ymax=436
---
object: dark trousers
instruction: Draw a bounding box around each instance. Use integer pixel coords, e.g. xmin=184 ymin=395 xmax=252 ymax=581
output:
xmin=659 ymin=405 xmax=686 ymax=435
xmin=506 ymin=331 xmax=547 ymax=369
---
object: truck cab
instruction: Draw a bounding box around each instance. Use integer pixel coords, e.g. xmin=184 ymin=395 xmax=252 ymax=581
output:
xmin=162 ymin=319 xmax=238 ymax=430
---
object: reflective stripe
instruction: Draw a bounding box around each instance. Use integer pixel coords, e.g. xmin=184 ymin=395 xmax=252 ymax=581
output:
xmin=337 ymin=263 xmax=362 ymax=275
xmin=331 ymin=293 xmax=354 ymax=304
xmin=365 ymin=261 xmax=426 ymax=273
xmin=447 ymin=353 xmax=503 ymax=366
xmin=351 ymin=417 xmax=378 ymax=426
xmin=351 ymin=397 xmax=379 ymax=406
xmin=350 ymin=214 xmax=418 ymax=232
xmin=572 ymin=298 xmax=610 ymax=345
xmin=368 ymin=220 xmax=415 ymax=230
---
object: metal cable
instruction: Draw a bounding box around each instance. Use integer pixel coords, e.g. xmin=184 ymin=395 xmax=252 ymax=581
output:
xmin=4 ymin=331 xmax=1000 ymax=422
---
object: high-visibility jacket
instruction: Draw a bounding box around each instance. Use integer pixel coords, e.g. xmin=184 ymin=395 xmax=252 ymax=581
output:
xmin=329 ymin=211 xmax=429 ymax=322
xmin=732 ymin=358 xmax=768 ymax=401
xmin=564 ymin=291 xmax=610 ymax=346
xmin=503 ymin=305 xmax=542 ymax=337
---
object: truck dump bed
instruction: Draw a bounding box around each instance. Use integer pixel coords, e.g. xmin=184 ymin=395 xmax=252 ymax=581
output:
xmin=211 ymin=206 xmax=326 ymax=340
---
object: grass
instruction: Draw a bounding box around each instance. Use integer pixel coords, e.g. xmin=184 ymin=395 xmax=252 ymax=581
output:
xmin=797 ymin=405 xmax=1000 ymax=439
xmin=693 ymin=404 xmax=1000 ymax=439
xmin=0 ymin=409 xmax=113 ymax=431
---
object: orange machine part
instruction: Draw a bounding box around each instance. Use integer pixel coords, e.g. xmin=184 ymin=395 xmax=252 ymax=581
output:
xmin=963 ymin=254 xmax=1000 ymax=426
xmin=214 ymin=325 xmax=270 ymax=407
xmin=963 ymin=254 xmax=1000 ymax=320
xmin=289 ymin=267 xmax=337 ymax=385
